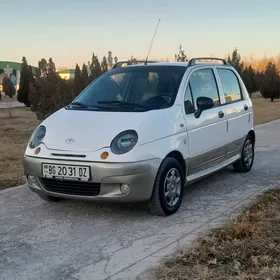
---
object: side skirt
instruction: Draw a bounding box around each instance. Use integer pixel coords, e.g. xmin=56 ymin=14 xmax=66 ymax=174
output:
xmin=185 ymin=154 xmax=240 ymax=185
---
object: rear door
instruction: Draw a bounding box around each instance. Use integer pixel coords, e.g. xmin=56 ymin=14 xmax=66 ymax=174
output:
xmin=183 ymin=67 xmax=228 ymax=176
xmin=215 ymin=67 xmax=252 ymax=158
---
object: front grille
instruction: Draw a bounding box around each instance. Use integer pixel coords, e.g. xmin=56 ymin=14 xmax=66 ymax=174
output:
xmin=51 ymin=153 xmax=86 ymax=158
xmin=41 ymin=178 xmax=101 ymax=196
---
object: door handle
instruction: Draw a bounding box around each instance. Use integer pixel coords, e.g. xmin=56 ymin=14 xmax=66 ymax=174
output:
xmin=244 ymin=104 xmax=248 ymax=111
xmin=218 ymin=111 xmax=224 ymax=118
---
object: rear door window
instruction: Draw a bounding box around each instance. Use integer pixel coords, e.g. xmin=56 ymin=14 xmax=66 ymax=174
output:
xmin=217 ymin=69 xmax=243 ymax=103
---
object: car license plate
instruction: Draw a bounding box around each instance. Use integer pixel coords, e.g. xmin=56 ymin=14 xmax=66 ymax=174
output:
xmin=42 ymin=163 xmax=90 ymax=180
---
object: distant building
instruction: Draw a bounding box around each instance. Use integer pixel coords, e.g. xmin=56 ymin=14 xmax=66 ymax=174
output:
xmin=57 ymin=69 xmax=75 ymax=80
xmin=0 ymin=61 xmax=37 ymax=92
xmin=0 ymin=61 xmax=76 ymax=93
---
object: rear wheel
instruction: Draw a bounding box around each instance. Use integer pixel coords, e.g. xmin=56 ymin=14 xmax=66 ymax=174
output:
xmin=38 ymin=194 xmax=63 ymax=202
xmin=148 ymin=157 xmax=184 ymax=216
xmin=233 ymin=134 xmax=254 ymax=173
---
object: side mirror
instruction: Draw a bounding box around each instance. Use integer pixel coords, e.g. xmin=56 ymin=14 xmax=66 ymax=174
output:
xmin=194 ymin=96 xmax=214 ymax=118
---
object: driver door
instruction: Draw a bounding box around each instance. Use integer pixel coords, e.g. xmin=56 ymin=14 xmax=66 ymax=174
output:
xmin=183 ymin=67 xmax=227 ymax=176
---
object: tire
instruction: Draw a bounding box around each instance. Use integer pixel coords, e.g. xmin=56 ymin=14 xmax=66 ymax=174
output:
xmin=148 ymin=157 xmax=184 ymax=216
xmin=38 ymin=194 xmax=63 ymax=202
xmin=233 ymin=134 xmax=254 ymax=173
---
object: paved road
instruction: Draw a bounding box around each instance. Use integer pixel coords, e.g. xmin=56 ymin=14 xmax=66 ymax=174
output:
xmin=1 ymin=120 xmax=280 ymax=280
xmin=0 ymin=101 xmax=25 ymax=109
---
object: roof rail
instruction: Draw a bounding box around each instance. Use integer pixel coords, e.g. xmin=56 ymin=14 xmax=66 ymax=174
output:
xmin=111 ymin=60 xmax=157 ymax=69
xmin=188 ymin=57 xmax=231 ymax=66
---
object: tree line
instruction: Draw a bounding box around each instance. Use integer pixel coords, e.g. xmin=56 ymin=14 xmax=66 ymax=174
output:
xmin=10 ymin=47 xmax=280 ymax=120
xmin=226 ymin=49 xmax=280 ymax=102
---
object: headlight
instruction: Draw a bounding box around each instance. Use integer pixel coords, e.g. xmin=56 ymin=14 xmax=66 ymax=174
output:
xmin=29 ymin=126 xmax=46 ymax=149
xmin=110 ymin=130 xmax=138 ymax=154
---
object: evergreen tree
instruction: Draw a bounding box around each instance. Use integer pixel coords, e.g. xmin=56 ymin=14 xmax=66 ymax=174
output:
xmin=73 ymin=63 xmax=83 ymax=96
xmin=260 ymin=62 xmax=280 ymax=102
xmin=241 ymin=66 xmax=257 ymax=98
xmin=27 ymin=66 xmax=35 ymax=103
xmin=101 ymin=56 xmax=108 ymax=73
xmin=227 ymin=48 xmax=244 ymax=75
xmin=3 ymin=76 xmax=16 ymax=98
xmin=81 ymin=63 xmax=90 ymax=89
xmin=107 ymin=51 xmax=113 ymax=68
xmin=47 ymin=57 xmax=59 ymax=83
xmin=255 ymin=70 xmax=264 ymax=91
xmin=90 ymin=52 xmax=102 ymax=81
xmin=17 ymin=56 xmax=31 ymax=106
xmin=29 ymin=57 xmax=61 ymax=120
xmin=54 ymin=79 xmax=75 ymax=112
xmin=35 ymin=67 xmax=40 ymax=78
xmin=38 ymin=58 xmax=48 ymax=77
xmin=28 ymin=66 xmax=35 ymax=83
xmin=48 ymin=57 xmax=56 ymax=74
xmin=175 ymin=45 xmax=188 ymax=62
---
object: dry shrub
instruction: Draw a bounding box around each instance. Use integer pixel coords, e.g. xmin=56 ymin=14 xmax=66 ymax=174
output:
xmin=155 ymin=189 xmax=280 ymax=280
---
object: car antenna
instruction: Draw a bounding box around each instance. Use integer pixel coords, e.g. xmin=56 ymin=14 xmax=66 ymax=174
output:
xmin=144 ymin=18 xmax=161 ymax=65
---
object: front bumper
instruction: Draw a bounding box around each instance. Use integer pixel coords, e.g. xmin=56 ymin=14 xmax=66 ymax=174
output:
xmin=23 ymin=156 xmax=161 ymax=202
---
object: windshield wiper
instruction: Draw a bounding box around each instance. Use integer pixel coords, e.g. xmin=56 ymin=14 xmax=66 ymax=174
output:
xmin=67 ymin=102 xmax=109 ymax=110
xmin=68 ymin=101 xmax=88 ymax=108
xmin=98 ymin=100 xmax=150 ymax=110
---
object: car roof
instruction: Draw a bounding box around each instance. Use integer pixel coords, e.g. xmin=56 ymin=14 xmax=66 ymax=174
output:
xmin=124 ymin=62 xmax=190 ymax=68
xmin=111 ymin=58 xmax=233 ymax=70
xmin=122 ymin=62 xmax=233 ymax=68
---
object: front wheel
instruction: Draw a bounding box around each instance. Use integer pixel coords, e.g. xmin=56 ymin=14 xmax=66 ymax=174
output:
xmin=233 ymin=134 xmax=254 ymax=173
xmin=148 ymin=157 xmax=184 ymax=216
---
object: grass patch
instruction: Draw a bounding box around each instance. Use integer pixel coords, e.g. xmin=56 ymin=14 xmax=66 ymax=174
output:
xmin=0 ymin=93 xmax=279 ymax=189
xmin=154 ymin=189 xmax=280 ymax=280
xmin=252 ymin=92 xmax=280 ymax=125
xmin=0 ymin=107 xmax=39 ymax=189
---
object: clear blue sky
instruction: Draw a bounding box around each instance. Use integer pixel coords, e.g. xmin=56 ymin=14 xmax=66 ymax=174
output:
xmin=1 ymin=0 xmax=279 ymax=68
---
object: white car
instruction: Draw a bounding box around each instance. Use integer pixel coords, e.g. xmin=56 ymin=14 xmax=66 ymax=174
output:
xmin=24 ymin=58 xmax=255 ymax=216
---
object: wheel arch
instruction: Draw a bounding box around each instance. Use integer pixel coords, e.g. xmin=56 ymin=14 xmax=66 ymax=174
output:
xmin=248 ymin=130 xmax=256 ymax=145
xmin=165 ymin=150 xmax=186 ymax=179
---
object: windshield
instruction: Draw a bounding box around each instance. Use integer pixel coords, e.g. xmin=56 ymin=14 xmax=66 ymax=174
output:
xmin=68 ymin=66 xmax=186 ymax=112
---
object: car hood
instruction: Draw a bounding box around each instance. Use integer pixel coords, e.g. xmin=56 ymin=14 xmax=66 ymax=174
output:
xmin=41 ymin=107 xmax=179 ymax=152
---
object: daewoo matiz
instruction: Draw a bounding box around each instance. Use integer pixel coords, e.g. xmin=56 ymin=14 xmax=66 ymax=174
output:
xmin=24 ymin=58 xmax=255 ymax=216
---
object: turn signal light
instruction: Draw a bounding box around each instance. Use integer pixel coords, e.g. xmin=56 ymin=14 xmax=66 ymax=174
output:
xmin=101 ymin=151 xmax=109 ymax=160
xmin=35 ymin=147 xmax=41 ymax=155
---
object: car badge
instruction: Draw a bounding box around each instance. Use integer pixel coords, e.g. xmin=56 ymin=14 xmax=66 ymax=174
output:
xmin=65 ymin=138 xmax=75 ymax=144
